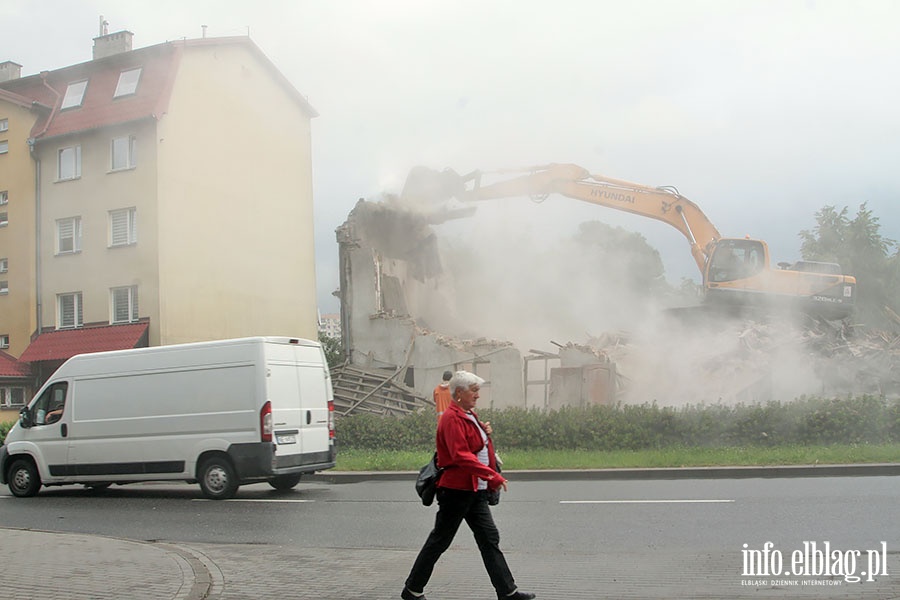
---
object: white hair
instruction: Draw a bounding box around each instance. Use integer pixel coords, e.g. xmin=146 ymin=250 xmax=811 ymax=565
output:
xmin=449 ymin=370 xmax=485 ymax=398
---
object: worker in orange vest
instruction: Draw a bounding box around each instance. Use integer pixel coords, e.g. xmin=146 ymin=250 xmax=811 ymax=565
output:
xmin=433 ymin=371 xmax=453 ymax=419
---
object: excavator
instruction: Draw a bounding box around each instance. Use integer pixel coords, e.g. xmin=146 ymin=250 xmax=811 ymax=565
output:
xmin=400 ymin=163 xmax=856 ymax=320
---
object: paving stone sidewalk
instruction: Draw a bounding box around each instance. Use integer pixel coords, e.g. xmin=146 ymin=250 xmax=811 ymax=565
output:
xmin=3 ymin=527 xmax=899 ymax=600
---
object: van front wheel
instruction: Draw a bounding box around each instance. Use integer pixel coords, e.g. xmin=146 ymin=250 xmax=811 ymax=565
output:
xmin=8 ymin=459 xmax=41 ymax=498
xmin=198 ymin=457 xmax=239 ymax=500
xmin=268 ymin=474 xmax=302 ymax=490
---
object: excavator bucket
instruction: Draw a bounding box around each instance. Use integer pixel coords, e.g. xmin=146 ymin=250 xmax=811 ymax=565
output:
xmin=401 ymin=166 xmax=467 ymax=207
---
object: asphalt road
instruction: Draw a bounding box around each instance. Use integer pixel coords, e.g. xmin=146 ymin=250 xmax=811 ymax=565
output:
xmin=1 ymin=475 xmax=898 ymax=598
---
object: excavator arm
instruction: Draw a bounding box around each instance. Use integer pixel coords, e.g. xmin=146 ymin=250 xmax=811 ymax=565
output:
xmin=403 ymin=164 xmax=721 ymax=275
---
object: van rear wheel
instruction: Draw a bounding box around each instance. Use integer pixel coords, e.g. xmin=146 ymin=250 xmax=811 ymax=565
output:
xmin=8 ymin=459 xmax=41 ymax=498
xmin=198 ymin=456 xmax=239 ymax=500
xmin=268 ymin=474 xmax=302 ymax=490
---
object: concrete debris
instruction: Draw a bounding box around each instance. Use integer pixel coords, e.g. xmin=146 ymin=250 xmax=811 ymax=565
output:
xmin=581 ymin=316 xmax=900 ymax=404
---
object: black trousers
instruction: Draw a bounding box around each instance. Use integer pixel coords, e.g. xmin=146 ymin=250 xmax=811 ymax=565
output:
xmin=405 ymin=488 xmax=517 ymax=595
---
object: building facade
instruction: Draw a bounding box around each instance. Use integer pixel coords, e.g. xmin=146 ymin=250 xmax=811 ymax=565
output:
xmin=0 ymin=32 xmax=318 ymax=411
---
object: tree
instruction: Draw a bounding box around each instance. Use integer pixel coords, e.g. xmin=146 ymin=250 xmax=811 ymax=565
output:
xmin=572 ymin=221 xmax=668 ymax=295
xmin=318 ymin=332 xmax=345 ymax=368
xmin=800 ymin=203 xmax=899 ymax=328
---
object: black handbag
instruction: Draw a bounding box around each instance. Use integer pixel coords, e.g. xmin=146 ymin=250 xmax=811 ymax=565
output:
xmin=487 ymin=453 xmax=502 ymax=506
xmin=415 ymin=452 xmax=443 ymax=506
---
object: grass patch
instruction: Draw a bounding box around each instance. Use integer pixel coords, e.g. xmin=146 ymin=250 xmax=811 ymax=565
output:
xmin=334 ymin=444 xmax=900 ymax=471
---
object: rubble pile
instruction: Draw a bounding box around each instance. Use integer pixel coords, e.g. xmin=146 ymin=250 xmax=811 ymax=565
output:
xmin=583 ymin=317 xmax=900 ymax=404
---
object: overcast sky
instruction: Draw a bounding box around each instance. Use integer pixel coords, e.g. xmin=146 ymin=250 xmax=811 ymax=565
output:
xmin=3 ymin=0 xmax=899 ymax=314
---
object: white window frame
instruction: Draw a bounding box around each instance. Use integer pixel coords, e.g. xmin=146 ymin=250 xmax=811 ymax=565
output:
xmin=0 ymin=386 xmax=27 ymax=408
xmin=110 ymin=135 xmax=136 ymax=171
xmin=0 ymin=190 xmax=7 ymax=205
xmin=0 ymin=140 xmax=8 ymax=154
xmin=110 ymin=286 xmax=139 ymax=324
xmin=0 ymin=280 xmax=7 ymax=295
xmin=57 ymin=292 xmax=83 ymax=329
xmin=114 ymin=68 xmax=142 ymax=98
xmin=56 ymin=217 xmax=82 ymax=254
xmin=109 ymin=208 xmax=137 ymax=247
xmin=58 ymin=145 xmax=82 ymax=180
xmin=0 ymin=118 xmax=8 ymax=133
xmin=0 ymin=258 xmax=7 ymax=273
xmin=61 ymin=80 xmax=88 ymax=110
xmin=0 ymin=334 xmax=8 ymax=349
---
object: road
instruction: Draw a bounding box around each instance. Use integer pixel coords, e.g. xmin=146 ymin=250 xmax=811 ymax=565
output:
xmin=1 ymin=475 xmax=898 ymax=599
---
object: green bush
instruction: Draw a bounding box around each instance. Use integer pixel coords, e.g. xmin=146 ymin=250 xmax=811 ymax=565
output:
xmin=0 ymin=420 xmax=14 ymax=446
xmin=334 ymin=396 xmax=900 ymax=451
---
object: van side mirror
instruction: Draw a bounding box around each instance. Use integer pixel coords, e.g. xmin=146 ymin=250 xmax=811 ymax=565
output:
xmin=19 ymin=407 xmax=33 ymax=429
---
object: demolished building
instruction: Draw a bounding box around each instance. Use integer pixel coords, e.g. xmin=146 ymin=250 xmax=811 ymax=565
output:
xmin=335 ymin=198 xmax=527 ymax=410
xmin=333 ymin=197 xmax=900 ymax=414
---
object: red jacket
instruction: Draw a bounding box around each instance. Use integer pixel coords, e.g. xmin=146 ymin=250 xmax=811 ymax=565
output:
xmin=436 ymin=402 xmax=506 ymax=492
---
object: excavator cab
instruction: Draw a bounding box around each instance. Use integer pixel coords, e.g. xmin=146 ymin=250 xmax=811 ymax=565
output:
xmin=706 ymin=239 xmax=766 ymax=283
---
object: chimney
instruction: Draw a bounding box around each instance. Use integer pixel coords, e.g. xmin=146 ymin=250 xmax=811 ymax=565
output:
xmin=0 ymin=61 xmax=23 ymax=83
xmin=93 ymin=30 xmax=134 ymax=60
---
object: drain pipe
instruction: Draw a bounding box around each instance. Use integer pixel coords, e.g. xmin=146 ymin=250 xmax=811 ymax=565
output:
xmin=29 ymin=139 xmax=42 ymax=334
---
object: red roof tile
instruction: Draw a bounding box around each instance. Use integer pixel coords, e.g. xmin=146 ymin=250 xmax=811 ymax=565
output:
xmin=0 ymin=42 xmax=180 ymax=140
xmin=0 ymin=351 xmax=31 ymax=378
xmin=19 ymin=323 xmax=149 ymax=363
xmin=0 ymin=36 xmax=315 ymax=141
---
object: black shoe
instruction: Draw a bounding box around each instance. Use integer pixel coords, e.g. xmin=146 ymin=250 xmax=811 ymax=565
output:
xmin=500 ymin=592 xmax=536 ymax=600
xmin=401 ymin=587 xmax=426 ymax=600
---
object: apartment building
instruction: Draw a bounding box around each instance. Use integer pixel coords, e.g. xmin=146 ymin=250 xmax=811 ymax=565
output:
xmin=0 ymin=30 xmax=319 ymax=402
xmin=0 ymin=63 xmax=42 ymax=360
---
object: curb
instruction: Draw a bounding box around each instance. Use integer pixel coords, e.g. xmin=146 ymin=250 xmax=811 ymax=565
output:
xmin=309 ymin=462 xmax=900 ymax=483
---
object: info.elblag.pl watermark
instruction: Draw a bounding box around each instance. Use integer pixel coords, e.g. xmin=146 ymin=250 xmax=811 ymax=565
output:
xmin=741 ymin=541 xmax=890 ymax=586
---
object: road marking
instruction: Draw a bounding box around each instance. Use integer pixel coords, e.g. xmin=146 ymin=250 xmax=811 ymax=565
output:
xmin=560 ymin=499 xmax=735 ymax=504
xmin=192 ymin=498 xmax=315 ymax=503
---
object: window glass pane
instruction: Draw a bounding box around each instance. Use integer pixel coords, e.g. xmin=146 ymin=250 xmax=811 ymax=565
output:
xmin=58 ymin=293 xmax=82 ymax=328
xmin=0 ymin=141 xmax=8 ymax=154
xmin=110 ymin=208 xmax=136 ymax=246
xmin=10 ymin=388 xmax=25 ymax=407
xmin=114 ymin=68 xmax=141 ymax=97
xmin=0 ymin=280 xmax=7 ymax=294
xmin=0 ymin=190 xmax=8 ymax=204
xmin=0 ymin=118 xmax=8 ymax=132
xmin=60 ymin=295 xmax=74 ymax=326
xmin=61 ymin=80 xmax=88 ymax=109
xmin=113 ymin=288 xmax=129 ymax=323
xmin=111 ymin=286 xmax=138 ymax=323
xmin=0 ymin=212 xmax=7 ymax=226
xmin=58 ymin=146 xmax=81 ymax=179
xmin=112 ymin=137 xmax=128 ymax=170
xmin=57 ymin=218 xmax=81 ymax=253
xmin=0 ymin=258 xmax=7 ymax=273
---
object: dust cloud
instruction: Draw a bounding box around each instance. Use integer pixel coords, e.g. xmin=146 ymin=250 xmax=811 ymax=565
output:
xmin=398 ymin=199 xmax=841 ymax=406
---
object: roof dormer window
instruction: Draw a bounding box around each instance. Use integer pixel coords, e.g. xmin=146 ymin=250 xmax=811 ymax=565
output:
xmin=114 ymin=68 xmax=142 ymax=98
xmin=61 ymin=80 xmax=88 ymax=109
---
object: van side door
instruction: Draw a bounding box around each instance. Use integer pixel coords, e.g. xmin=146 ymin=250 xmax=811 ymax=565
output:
xmin=22 ymin=382 xmax=71 ymax=480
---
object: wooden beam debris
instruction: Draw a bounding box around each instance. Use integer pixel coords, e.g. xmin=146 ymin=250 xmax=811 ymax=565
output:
xmin=330 ymin=363 xmax=430 ymax=417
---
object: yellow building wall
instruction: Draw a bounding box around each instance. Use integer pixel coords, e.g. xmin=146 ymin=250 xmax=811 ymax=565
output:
xmin=155 ymin=43 xmax=317 ymax=344
xmin=36 ymin=120 xmax=161 ymax=340
xmin=0 ymin=102 xmax=38 ymax=356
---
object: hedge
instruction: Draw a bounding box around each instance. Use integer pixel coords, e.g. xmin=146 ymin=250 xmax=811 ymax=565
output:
xmin=334 ymin=395 xmax=900 ymax=451
xmin=3 ymin=396 xmax=897 ymax=451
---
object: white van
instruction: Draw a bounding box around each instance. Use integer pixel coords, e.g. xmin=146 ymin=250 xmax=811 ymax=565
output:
xmin=0 ymin=336 xmax=335 ymax=499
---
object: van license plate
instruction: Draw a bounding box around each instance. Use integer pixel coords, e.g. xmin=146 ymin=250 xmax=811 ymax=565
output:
xmin=276 ymin=434 xmax=297 ymax=445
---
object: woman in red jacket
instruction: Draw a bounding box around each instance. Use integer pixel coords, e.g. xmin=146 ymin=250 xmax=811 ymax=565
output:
xmin=402 ymin=371 xmax=535 ymax=600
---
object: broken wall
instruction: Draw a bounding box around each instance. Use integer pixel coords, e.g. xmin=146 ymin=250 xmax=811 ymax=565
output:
xmin=336 ymin=200 xmax=525 ymax=408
